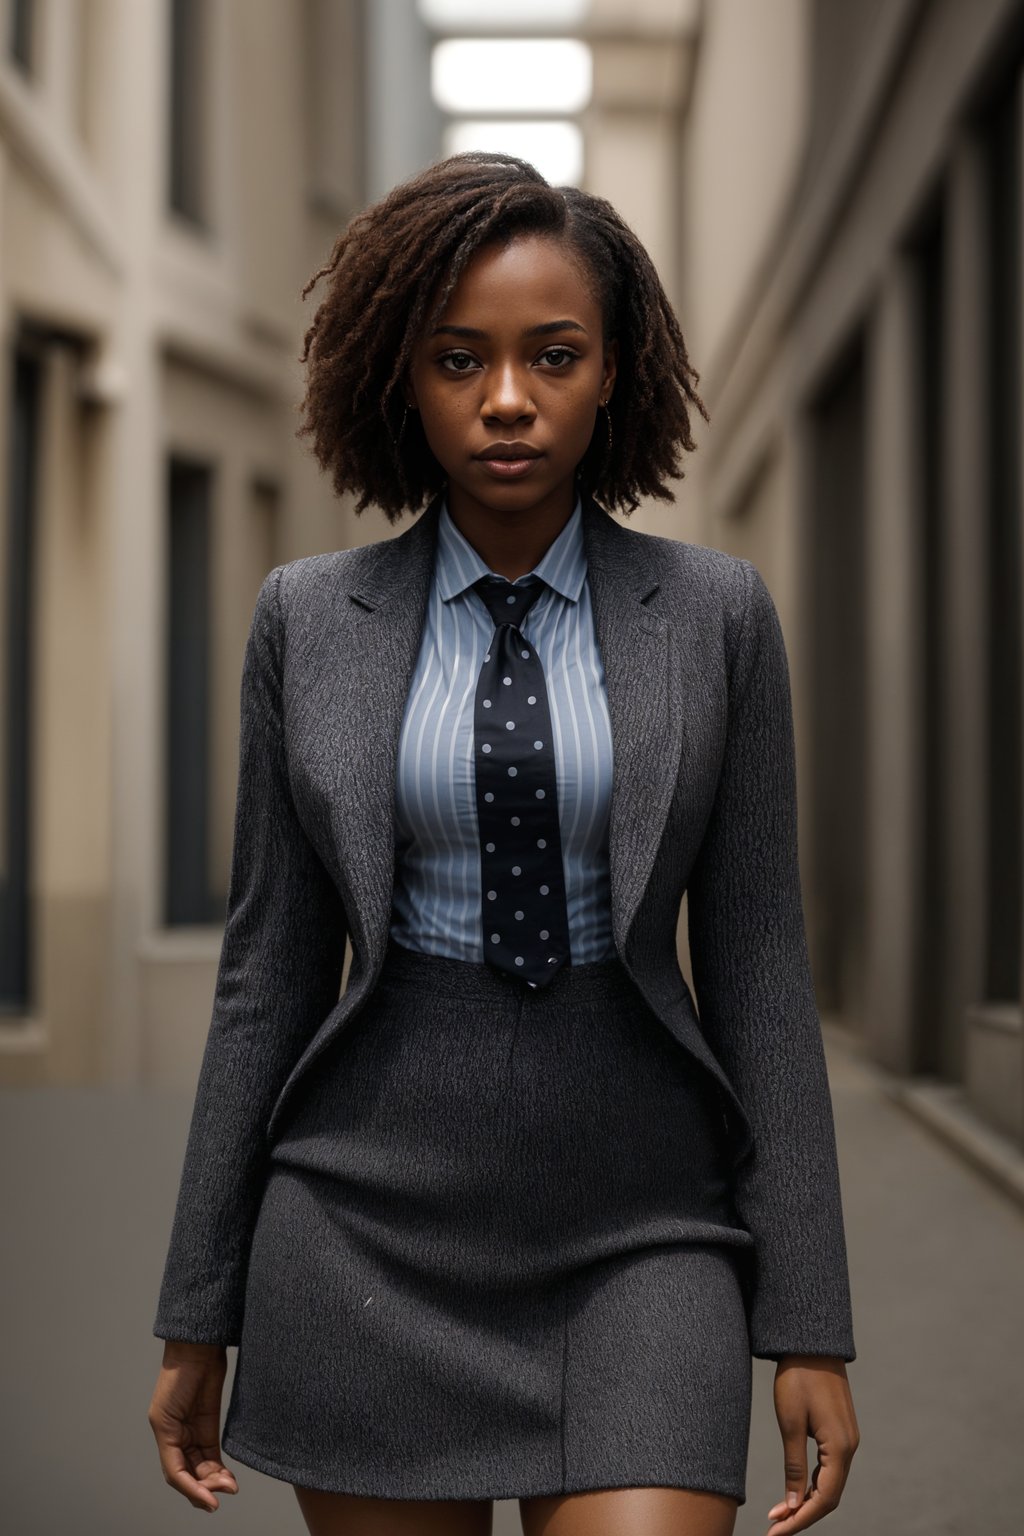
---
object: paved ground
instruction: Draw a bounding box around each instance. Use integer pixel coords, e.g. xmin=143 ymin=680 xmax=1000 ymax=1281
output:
xmin=1 ymin=1023 xmax=1021 ymax=1536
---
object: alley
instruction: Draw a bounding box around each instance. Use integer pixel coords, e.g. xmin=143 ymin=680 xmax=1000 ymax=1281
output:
xmin=2 ymin=1022 xmax=1021 ymax=1535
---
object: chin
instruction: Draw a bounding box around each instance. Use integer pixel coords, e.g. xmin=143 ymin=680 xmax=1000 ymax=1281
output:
xmin=459 ymin=473 xmax=552 ymax=503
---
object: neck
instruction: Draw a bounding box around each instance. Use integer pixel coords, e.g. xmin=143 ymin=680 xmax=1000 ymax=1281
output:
xmin=445 ymin=485 xmax=577 ymax=582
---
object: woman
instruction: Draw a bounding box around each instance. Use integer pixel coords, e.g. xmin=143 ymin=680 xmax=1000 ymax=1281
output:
xmin=148 ymin=153 xmax=859 ymax=1536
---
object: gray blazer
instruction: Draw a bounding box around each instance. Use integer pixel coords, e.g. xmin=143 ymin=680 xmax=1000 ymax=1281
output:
xmin=153 ymin=491 xmax=856 ymax=1364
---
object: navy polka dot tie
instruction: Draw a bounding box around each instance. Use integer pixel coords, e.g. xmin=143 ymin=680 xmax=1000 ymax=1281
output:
xmin=472 ymin=574 xmax=571 ymax=989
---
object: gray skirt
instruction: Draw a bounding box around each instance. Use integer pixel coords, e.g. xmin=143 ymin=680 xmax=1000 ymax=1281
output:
xmin=220 ymin=938 xmax=756 ymax=1504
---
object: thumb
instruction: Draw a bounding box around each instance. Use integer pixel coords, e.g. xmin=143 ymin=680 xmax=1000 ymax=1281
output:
xmin=771 ymin=1428 xmax=809 ymax=1520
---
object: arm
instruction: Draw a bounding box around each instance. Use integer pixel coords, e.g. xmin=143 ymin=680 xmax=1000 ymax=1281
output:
xmin=686 ymin=559 xmax=856 ymax=1364
xmin=153 ymin=565 xmax=348 ymax=1346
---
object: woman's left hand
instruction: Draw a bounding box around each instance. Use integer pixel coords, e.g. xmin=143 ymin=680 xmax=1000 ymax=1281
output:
xmin=764 ymin=1353 xmax=860 ymax=1534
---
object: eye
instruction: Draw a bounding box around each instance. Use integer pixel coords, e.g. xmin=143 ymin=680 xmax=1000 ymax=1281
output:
xmin=537 ymin=347 xmax=578 ymax=368
xmin=438 ymin=349 xmax=479 ymax=373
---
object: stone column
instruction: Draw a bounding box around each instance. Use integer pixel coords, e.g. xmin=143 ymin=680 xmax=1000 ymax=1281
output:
xmin=365 ymin=0 xmax=443 ymax=203
xmin=862 ymin=252 xmax=922 ymax=1071
xmin=581 ymin=27 xmax=693 ymax=315
xmin=580 ymin=4 xmax=699 ymax=538
xmin=942 ymin=130 xmax=990 ymax=1084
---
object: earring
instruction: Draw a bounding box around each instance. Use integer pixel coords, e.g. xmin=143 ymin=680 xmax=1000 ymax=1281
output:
xmin=397 ymin=404 xmax=409 ymax=444
xmin=601 ymin=400 xmax=613 ymax=457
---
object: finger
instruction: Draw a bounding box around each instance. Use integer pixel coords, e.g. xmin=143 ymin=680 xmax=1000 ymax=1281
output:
xmin=192 ymin=1456 xmax=239 ymax=1494
xmin=151 ymin=1419 xmax=238 ymax=1509
xmin=176 ymin=1408 xmax=239 ymax=1498
xmin=765 ymin=1461 xmax=842 ymax=1533
xmin=180 ymin=1440 xmax=240 ymax=1504
xmin=159 ymin=1441 xmax=226 ymax=1511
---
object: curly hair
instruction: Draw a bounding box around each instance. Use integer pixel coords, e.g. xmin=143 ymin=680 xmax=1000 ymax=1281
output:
xmin=296 ymin=151 xmax=709 ymax=522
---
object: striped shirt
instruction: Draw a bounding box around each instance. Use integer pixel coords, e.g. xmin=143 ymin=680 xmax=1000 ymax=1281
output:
xmin=389 ymin=492 xmax=616 ymax=964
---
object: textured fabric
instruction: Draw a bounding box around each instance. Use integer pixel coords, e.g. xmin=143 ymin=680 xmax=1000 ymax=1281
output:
xmin=220 ymin=938 xmax=754 ymax=1502
xmin=153 ymin=490 xmax=857 ymax=1368
xmin=390 ymin=495 xmax=615 ymax=964
xmin=472 ymin=573 xmax=571 ymax=986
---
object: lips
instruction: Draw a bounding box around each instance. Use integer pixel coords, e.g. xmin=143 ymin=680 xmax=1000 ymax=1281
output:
xmin=474 ymin=447 xmax=544 ymax=480
xmin=474 ymin=443 xmax=543 ymax=461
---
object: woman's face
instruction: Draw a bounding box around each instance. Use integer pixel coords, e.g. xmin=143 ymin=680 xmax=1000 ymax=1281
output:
xmin=405 ymin=233 xmax=617 ymax=523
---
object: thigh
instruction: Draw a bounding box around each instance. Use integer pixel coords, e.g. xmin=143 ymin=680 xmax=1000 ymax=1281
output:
xmin=293 ymin=1485 xmax=494 ymax=1536
xmin=519 ymin=1486 xmax=739 ymax=1536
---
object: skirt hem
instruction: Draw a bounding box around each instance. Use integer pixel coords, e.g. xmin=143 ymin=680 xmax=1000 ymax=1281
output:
xmin=220 ymin=1429 xmax=748 ymax=1506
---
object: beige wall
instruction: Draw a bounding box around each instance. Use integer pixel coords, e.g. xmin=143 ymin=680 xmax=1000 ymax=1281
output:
xmin=579 ymin=0 xmax=810 ymax=550
xmin=680 ymin=0 xmax=810 ymax=379
xmin=0 ymin=0 xmax=365 ymax=1089
xmin=674 ymin=0 xmax=1024 ymax=1162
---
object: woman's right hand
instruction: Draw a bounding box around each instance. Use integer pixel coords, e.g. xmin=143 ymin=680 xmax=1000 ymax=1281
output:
xmin=148 ymin=1341 xmax=240 ymax=1512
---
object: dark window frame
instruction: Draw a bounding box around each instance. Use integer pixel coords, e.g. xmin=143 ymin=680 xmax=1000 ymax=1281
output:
xmin=165 ymin=454 xmax=220 ymax=926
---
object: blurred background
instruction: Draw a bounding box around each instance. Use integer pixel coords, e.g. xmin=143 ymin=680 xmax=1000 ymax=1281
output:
xmin=1 ymin=0 xmax=1023 ymax=1532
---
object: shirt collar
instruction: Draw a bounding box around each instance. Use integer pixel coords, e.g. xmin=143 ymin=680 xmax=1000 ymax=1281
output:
xmin=435 ymin=491 xmax=587 ymax=605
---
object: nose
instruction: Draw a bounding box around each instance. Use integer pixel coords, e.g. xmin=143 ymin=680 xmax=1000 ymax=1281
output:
xmin=481 ymin=360 xmax=536 ymax=424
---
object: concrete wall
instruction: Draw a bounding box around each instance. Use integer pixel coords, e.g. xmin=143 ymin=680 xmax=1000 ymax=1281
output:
xmin=0 ymin=0 xmax=366 ymax=1089
xmin=677 ymin=0 xmax=1024 ymax=1156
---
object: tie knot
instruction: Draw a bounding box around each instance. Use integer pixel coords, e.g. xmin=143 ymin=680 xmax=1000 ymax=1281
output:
xmin=473 ymin=574 xmax=546 ymax=629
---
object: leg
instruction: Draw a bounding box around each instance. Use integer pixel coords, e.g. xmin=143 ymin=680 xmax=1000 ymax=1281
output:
xmin=293 ymin=1485 xmax=494 ymax=1536
xmin=519 ymin=1486 xmax=739 ymax=1536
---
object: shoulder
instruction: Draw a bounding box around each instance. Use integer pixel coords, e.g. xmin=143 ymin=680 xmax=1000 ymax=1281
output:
xmin=598 ymin=510 xmax=751 ymax=597
xmin=274 ymin=544 xmax=378 ymax=607
xmin=249 ymin=541 xmax=388 ymax=641
xmin=606 ymin=516 xmax=769 ymax=667
xmin=640 ymin=525 xmax=753 ymax=598
xmin=267 ymin=505 xmax=438 ymax=626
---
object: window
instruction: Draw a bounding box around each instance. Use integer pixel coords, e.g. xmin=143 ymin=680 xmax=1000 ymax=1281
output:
xmin=907 ymin=189 xmax=947 ymax=1070
xmin=420 ymin=5 xmax=591 ymax=188
xmin=444 ymin=119 xmax=583 ymax=186
xmin=806 ymin=332 xmax=869 ymax=1023
xmin=431 ymin=37 xmax=591 ymax=114
xmin=9 ymin=0 xmax=34 ymax=74
xmin=0 ymin=345 xmax=41 ymax=1012
xmin=980 ymin=79 xmax=1022 ymax=1005
xmin=419 ymin=0 xmax=587 ymax=25
xmin=168 ymin=0 xmax=207 ymax=224
xmin=165 ymin=456 xmax=218 ymax=925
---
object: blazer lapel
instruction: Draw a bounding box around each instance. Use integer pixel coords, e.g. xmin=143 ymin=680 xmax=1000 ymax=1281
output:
xmin=315 ymin=497 xmax=442 ymax=968
xmin=580 ymin=498 xmax=686 ymax=957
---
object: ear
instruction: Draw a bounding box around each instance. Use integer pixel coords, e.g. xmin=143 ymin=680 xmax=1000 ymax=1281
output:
xmin=402 ymin=370 xmax=419 ymax=410
xmin=600 ymin=338 xmax=618 ymax=403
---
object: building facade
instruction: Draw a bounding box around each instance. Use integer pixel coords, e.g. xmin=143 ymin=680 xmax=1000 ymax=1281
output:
xmin=3 ymin=0 xmax=1022 ymax=1197
xmin=678 ymin=0 xmax=1024 ymax=1181
xmin=0 ymin=0 xmax=369 ymax=1087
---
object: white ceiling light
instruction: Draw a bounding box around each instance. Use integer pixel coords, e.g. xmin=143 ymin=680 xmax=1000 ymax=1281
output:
xmin=444 ymin=120 xmax=584 ymax=187
xmin=419 ymin=0 xmax=589 ymax=28
xmin=432 ymin=38 xmax=592 ymax=114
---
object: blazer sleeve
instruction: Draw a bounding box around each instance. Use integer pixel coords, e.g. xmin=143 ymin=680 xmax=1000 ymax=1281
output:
xmin=686 ymin=559 xmax=856 ymax=1364
xmin=153 ymin=565 xmax=348 ymax=1346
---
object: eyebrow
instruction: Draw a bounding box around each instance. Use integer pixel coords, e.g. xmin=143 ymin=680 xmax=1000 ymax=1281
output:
xmin=429 ymin=320 xmax=588 ymax=339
